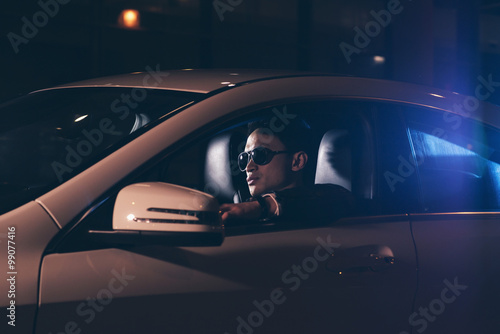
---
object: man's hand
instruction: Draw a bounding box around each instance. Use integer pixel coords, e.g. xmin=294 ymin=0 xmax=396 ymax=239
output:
xmin=219 ymin=197 xmax=277 ymax=223
xmin=219 ymin=201 xmax=261 ymax=223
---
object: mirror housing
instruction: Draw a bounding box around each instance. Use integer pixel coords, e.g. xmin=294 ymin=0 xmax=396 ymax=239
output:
xmin=90 ymin=182 xmax=224 ymax=246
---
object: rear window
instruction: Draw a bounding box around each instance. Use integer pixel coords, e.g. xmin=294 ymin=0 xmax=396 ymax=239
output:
xmin=0 ymin=87 xmax=202 ymax=214
xmin=406 ymin=107 xmax=500 ymax=212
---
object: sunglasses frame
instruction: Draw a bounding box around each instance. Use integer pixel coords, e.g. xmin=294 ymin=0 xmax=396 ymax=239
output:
xmin=238 ymin=146 xmax=291 ymax=171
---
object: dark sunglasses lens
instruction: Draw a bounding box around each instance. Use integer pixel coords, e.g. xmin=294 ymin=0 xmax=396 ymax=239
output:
xmin=238 ymin=148 xmax=273 ymax=171
xmin=238 ymin=152 xmax=249 ymax=171
xmin=252 ymin=147 xmax=269 ymax=165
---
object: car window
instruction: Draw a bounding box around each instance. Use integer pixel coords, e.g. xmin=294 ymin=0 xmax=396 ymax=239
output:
xmin=0 ymin=87 xmax=201 ymax=214
xmin=405 ymin=107 xmax=500 ymax=212
xmin=154 ymin=100 xmax=376 ymax=228
xmin=53 ymin=99 xmax=376 ymax=252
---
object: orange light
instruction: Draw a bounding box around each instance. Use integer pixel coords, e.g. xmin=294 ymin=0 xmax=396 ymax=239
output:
xmin=119 ymin=9 xmax=140 ymax=29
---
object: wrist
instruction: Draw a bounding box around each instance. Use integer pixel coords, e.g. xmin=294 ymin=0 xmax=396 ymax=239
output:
xmin=253 ymin=195 xmax=269 ymax=219
xmin=262 ymin=192 xmax=281 ymax=217
xmin=264 ymin=196 xmax=277 ymax=217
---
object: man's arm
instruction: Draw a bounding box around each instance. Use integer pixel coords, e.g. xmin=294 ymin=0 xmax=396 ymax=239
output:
xmin=220 ymin=184 xmax=354 ymax=224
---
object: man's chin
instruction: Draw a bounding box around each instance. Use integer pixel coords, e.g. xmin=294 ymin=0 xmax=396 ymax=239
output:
xmin=249 ymin=187 xmax=269 ymax=197
xmin=249 ymin=185 xmax=261 ymax=197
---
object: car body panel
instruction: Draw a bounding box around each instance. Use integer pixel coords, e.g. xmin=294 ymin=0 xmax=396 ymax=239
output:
xmin=39 ymin=69 xmax=315 ymax=94
xmin=0 ymin=201 xmax=59 ymax=332
xmin=36 ymin=217 xmax=416 ymax=333
xmin=410 ymin=213 xmax=500 ymax=333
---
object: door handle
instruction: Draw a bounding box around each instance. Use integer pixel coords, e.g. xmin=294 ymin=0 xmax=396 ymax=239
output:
xmin=325 ymin=246 xmax=395 ymax=273
xmin=366 ymin=253 xmax=395 ymax=271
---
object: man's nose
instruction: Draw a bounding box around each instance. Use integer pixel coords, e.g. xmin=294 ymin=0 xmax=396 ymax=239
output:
xmin=246 ymin=158 xmax=257 ymax=172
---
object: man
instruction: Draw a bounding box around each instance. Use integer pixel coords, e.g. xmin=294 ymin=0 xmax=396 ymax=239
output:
xmin=219 ymin=117 xmax=354 ymax=224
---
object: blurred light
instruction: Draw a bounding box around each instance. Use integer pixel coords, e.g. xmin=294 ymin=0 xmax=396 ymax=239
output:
xmin=221 ymin=81 xmax=231 ymax=85
xmin=414 ymin=130 xmax=476 ymax=157
xmin=430 ymin=93 xmax=445 ymax=98
xmin=228 ymin=84 xmax=236 ymax=87
xmin=74 ymin=115 xmax=88 ymax=122
xmin=229 ymin=73 xmax=240 ymax=76
xmin=119 ymin=9 xmax=140 ymax=29
xmin=127 ymin=214 xmax=135 ymax=221
xmin=373 ymin=55 xmax=385 ymax=64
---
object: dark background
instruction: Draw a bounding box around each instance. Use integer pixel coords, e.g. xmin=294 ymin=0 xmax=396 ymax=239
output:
xmin=1 ymin=0 xmax=499 ymax=105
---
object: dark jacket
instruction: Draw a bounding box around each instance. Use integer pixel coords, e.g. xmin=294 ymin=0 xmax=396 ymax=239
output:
xmin=255 ymin=183 xmax=355 ymax=226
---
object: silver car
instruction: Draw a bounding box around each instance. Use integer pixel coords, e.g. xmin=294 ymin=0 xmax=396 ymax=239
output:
xmin=1 ymin=69 xmax=500 ymax=333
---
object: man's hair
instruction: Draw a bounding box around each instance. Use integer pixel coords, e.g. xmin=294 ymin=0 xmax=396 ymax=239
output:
xmin=247 ymin=116 xmax=312 ymax=154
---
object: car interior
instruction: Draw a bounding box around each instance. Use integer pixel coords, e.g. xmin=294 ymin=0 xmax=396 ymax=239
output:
xmin=195 ymin=105 xmax=376 ymax=222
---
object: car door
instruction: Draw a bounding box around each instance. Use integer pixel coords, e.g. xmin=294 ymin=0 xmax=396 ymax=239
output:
xmin=402 ymin=105 xmax=500 ymax=333
xmin=34 ymin=98 xmax=418 ymax=334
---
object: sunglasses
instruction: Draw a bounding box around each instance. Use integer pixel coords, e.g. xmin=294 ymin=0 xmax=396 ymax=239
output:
xmin=238 ymin=147 xmax=291 ymax=171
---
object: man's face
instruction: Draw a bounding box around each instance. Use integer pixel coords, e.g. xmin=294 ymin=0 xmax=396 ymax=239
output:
xmin=243 ymin=129 xmax=295 ymax=196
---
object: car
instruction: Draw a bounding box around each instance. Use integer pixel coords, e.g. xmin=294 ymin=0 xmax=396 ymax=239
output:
xmin=1 ymin=69 xmax=500 ymax=334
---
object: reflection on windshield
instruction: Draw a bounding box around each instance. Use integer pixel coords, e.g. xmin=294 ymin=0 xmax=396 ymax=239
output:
xmin=0 ymin=87 xmax=202 ymax=214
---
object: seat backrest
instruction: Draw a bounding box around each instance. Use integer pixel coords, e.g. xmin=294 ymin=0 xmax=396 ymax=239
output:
xmin=315 ymin=123 xmax=374 ymax=208
xmin=204 ymin=131 xmax=250 ymax=203
xmin=315 ymin=129 xmax=352 ymax=191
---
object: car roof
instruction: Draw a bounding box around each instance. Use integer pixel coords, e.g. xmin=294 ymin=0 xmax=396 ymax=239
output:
xmin=33 ymin=69 xmax=500 ymax=128
xmin=43 ymin=69 xmax=316 ymax=94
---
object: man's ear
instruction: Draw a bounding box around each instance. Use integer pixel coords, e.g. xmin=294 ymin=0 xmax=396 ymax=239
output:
xmin=291 ymin=151 xmax=308 ymax=171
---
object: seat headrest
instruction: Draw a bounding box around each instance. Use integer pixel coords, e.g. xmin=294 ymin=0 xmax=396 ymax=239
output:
xmin=315 ymin=129 xmax=352 ymax=191
xmin=204 ymin=132 xmax=249 ymax=203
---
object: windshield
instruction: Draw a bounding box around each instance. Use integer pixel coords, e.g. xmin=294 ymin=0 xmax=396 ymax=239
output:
xmin=0 ymin=87 xmax=202 ymax=214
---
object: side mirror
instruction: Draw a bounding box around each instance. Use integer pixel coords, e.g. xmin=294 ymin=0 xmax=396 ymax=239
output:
xmin=89 ymin=182 xmax=224 ymax=246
